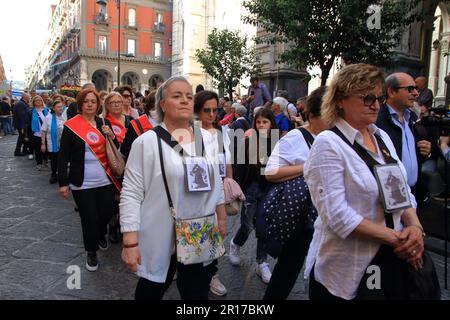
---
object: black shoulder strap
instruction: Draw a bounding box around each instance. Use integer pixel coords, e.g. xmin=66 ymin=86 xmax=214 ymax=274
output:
xmin=135 ymin=119 xmax=145 ymax=135
xmin=298 ymin=127 xmax=315 ymax=149
xmin=156 ymin=134 xmax=175 ymax=218
xmin=329 ymin=126 xmax=398 ymax=229
xmin=153 ymin=125 xmax=205 ymax=157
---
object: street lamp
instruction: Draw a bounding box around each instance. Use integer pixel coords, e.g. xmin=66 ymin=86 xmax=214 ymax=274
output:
xmin=97 ymin=0 xmax=121 ymax=85
xmin=9 ymin=69 xmax=13 ymax=99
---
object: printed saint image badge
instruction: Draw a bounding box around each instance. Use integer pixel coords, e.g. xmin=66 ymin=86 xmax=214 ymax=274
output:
xmin=86 ymin=131 xmax=100 ymax=144
xmin=218 ymin=153 xmax=226 ymax=178
xmin=184 ymin=156 xmax=211 ymax=192
xmin=112 ymin=125 xmax=122 ymax=136
xmin=373 ymin=164 xmax=412 ymax=212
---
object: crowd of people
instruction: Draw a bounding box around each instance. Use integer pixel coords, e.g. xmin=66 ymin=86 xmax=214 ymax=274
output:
xmin=3 ymin=63 xmax=447 ymax=300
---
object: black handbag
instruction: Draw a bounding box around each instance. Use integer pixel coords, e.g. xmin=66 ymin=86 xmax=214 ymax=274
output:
xmin=330 ymin=127 xmax=441 ymax=300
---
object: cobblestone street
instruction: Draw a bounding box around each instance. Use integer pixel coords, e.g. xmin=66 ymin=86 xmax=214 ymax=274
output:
xmin=0 ymin=134 xmax=449 ymax=300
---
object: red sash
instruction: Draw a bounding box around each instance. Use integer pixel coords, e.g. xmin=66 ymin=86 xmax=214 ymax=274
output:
xmin=64 ymin=115 xmax=121 ymax=192
xmin=131 ymin=115 xmax=153 ymax=136
xmin=106 ymin=114 xmax=127 ymax=145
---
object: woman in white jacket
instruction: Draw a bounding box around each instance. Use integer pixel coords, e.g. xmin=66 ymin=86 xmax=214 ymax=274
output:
xmin=120 ymin=76 xmax=227 ymax=300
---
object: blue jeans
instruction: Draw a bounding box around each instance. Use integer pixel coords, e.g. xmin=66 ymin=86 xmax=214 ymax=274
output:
xmin=0 ymin=117 xmax=13 ymax=135
xmin=232 ymin=181 xmax=268 ymax=264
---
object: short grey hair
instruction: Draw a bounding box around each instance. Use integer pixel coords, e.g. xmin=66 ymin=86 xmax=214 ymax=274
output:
xmin=272 ymin=97 xmax=288 ymax=112
xmin=385 ymin=74 xmax=400 ymax=98
xmin=103 ymin=92 xmax=123 ymax=116
xmin=235 ymin=104 xmax=247 ymax=117
xmin=156 ymin=76 xmax=192 ymax=122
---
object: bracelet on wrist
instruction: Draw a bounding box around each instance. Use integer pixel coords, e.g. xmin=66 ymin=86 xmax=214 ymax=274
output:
xmin=409 ymin=225 xmax=426 ymax=237
xmin=122 ymin=242 xmax=139 ymax=249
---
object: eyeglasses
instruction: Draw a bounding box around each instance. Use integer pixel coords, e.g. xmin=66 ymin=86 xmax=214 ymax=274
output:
xmin=109 ymin=101 xmax=123 ymax=106
xmin=357 ymin=94 xmax=386 ymax=107
xmin=202 ymin=108 xmax=219 ymax=114
xmin=395 ymin=86 xmax=418 ymax=93
xmin=122 ymin=94 xmax=132 ymax=98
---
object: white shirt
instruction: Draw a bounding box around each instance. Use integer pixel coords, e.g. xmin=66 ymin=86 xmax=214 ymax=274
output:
xmin=41 ymin=113 xmax=65 ymax=152
xmin=33 ymin=110 xmax=46 ymax=137
xmin=303 ymin=119 xmax=416 ymax=300
xmin=285 ymin=103 xmax=297 ymax=119
xmin=266 ymin=128 xmax=312 ymax=173
xmin=119 ymin=124 xmax=225 ymax=283
xmin=70 ymin=144 xmax=111 ymax=190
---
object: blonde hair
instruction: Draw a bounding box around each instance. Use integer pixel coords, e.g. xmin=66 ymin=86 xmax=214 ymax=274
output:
xmin=103 ymin=91 xmax=123 ymax=116
xmin=321 ymin=63 xmax=385 ymax=126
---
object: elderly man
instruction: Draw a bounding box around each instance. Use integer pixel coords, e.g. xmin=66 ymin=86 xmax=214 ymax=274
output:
xmin=415 ymin=76 xmax=434 ymax=109
xmin=376 ymin=72 xmax=432 ymax=202
xmin=229 ymin=104 xmax=250 ymax=132
xmin=272 ymin=97 xmax=290 ymax=136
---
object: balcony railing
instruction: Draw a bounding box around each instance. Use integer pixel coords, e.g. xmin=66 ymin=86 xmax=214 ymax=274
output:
xmin=95 ymin=14 xmax=111 ymax=26
xmin=78 ymin=48 xmax=168 ymax=64
xmin=152 ymin=22 xmax=166 ymax=33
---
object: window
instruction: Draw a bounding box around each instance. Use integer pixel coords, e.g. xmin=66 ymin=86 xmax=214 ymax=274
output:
xmin=128 ymin=8 xmax=136 ymax=27
xmin=98 ymin=35 xmax=107 ymax=54
xmin=127 ymin=39 xmax=136 ymax=56
xmin=156 ymin=13 xmax=163 ymax=24
xmin=154 ymin=42 xmax=162 ymax=59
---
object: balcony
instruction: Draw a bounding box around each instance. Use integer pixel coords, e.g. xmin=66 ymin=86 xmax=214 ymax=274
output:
xmin=95 ymin=14 xmax=111 ymax=26
xmin=79 ymin=48 xmax=169 ymax=64
xmin=152 ymin=22 xmax=166 ymax=33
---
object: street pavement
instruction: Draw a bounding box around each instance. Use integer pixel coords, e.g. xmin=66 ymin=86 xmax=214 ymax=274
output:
xmin=0 ymin=134 xmax=449 ymax=300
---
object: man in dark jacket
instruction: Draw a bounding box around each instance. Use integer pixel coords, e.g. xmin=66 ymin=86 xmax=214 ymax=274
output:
xmin=13 ymin=93 xmax=30 ymax=156
xmin=376 ymin=72 xmax=431 ymax=203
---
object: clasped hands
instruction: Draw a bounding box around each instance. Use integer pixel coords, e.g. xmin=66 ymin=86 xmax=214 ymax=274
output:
xmin=390 ymin=226 xmax=424 ymax=271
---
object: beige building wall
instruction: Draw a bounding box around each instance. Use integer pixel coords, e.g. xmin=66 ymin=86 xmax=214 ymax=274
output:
xmin=172 ymin=0 xmax=256 ymax=94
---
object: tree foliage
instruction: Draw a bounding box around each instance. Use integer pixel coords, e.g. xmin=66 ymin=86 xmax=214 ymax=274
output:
xmin=196 ymin=28 xmax=260 ymax=99
xmin=243 ymin=0 xmax=422 ymax=85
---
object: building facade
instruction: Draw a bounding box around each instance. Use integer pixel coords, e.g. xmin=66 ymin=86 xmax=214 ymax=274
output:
xmin=171 ymin=0 xmax=256 ymax=96
xmin=27 ymin=0 xmax=173 ymax=94
xmin=0 ymin=55 xmax=6 ymax=83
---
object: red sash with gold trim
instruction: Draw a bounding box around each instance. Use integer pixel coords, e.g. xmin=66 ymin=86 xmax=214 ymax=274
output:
xmin=131 ymin=115 xmax=153 ymax=136
xmin=106 ymin=114 xmax=127 ymax=145
xmin=64 ymin=115 xmax=121 ymax=192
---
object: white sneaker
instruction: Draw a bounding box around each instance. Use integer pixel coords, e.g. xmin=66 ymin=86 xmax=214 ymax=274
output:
xmin=229 ymin=239 xmax=241 ymax=265
xmin=28 ymin=154 xmax=34 ymax=160
xmin=256 ymin=262 xmax=272 ymax=284
xmin=209 ymin=275 xmax=227 ymax=296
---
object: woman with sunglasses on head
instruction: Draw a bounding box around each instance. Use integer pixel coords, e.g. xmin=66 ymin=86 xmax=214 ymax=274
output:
xmin=193 ymin=90 xmax=235 ymax=297
xmin=304 ymin=64 xmax=426 ymax=300
xmin=114 ymin=85 xmax=139 ymax=119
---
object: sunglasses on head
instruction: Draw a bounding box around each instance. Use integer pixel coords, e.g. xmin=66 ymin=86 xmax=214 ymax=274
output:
xmin=395 ymin=85 xmax=418 ymax=93
xmin=202 ymin=108 xmax=219 ymax=114
xmin=357 ymin=94 xmax=386 ymax=107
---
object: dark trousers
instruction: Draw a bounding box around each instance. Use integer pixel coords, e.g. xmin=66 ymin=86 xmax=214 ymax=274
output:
xmin=71 ymin=184 xmax=115 ymax=252
xmin=32 ymin=136 xmax=47 ymax=165
xmin=263 ymin=228 xmax=313 ymax=300
xmin=308 ymin=265 xmax=346 ymax=301
xmin=233 ymin=181 xmax=268 ymax=263
xmin=48 ymin=152 xmax=58 ymax=177
xmin=15 ymin=129 xmax=26 ymax=153
xmin=135 ymin=255 xmax=217 ymax=300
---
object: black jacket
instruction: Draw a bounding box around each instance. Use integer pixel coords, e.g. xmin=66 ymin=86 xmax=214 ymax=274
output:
xmin=120 ymin=121 xmax=139 ymax=161
xmin=376 ymin=103 xmax=428 ymax=199
xmin=58 ymin=116 xmax=119 ymax=187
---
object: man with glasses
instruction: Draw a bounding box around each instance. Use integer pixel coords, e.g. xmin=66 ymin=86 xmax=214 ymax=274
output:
xmin=376 ymin=72 xmax=431 ymax=203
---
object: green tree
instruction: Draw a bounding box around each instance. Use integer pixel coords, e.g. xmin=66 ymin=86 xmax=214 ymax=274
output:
xmin=195 ymin=28 xmax=260 ymax=99
xmin=243 ymin=0 xmax=421 ymax=85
